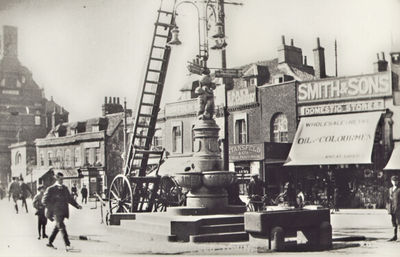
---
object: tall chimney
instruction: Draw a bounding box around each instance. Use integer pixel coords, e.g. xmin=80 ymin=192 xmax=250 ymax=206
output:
xmin=290 ymin=39 xmax=294 ymax=46
xmin=3 ymin=26 xmax=18 ymax=58
xmin=281 ymin=35 xmax=285 ymax=45
xmin=104 ymin=96 xmax=107 ymax=104
xmin=374 ymin=51 xmax=388 ymax=72
xmin=313 ymin=37 xmax=326 ymax=78
xmin=304 ymin=56 xmax=307 ymax=65
xmin=109 ymin=97 xmax=112 ymax=103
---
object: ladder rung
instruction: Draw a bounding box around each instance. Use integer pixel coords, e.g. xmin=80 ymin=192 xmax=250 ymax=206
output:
xmin=155 ymin=34 xmax=168 ymax=39
xmin=136 ymin=149 xmax=164 ymax=155
xmin=137 ymin=124 xmax=151 ymax=128
xmin=158 ymin=10 xmax=174 ymax=15
xmin=148 ymin=69 xmax=162 ymax=73
xmin=153 ymin=45 xmax=167 ymax=50
xmin=145 ymin=80 xmax=162 ymax=85
xmin=135 ymin=134 xmax=152 ymax=139
xmin=155 ymin=22 xmax=174 ymax=28
xmin=150 ymin=57 xmax=165 ymax=62
xmin=141 ymin=102 xmax=154 ymax=106
xmin=133 ymin=145 xmax=147 ymax=149
xmin=143 ymin=91 xmax=158 ymax=96
xmin=138 ymin=113 xmax=154 ymax=118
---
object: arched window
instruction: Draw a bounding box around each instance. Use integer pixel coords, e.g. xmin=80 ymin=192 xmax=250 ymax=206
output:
xmin=271 ymin=113 xmax=288 ymax=143
xmin=65 ymin=149 xmax=71 ymax=167
xmin=15 ymin=152 xmax=22 ymax=165
xmin=56 ymin=149 xmax=63 ymax=167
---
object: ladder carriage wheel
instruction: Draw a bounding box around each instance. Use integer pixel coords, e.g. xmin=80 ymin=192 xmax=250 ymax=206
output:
xmin=108 ymin=175 xmax=134 ymax=214
xmin=154 ymin=176 xmax=184 ymax=212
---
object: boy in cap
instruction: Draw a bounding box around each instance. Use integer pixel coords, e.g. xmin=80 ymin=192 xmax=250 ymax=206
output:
xmin=388 ymin=175 xmax=400 ymax=241
xmin=42 ymin=172 xmax=82 ymax=251
xmin=33 ymin=185 xmax=48 ymax=239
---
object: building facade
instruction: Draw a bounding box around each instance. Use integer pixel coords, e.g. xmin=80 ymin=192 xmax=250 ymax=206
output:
xmin=0 ymin=26 xmax=67 ymax=188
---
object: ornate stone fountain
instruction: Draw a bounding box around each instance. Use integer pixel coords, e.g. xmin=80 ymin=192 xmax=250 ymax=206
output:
xmin=174 ymin=74 xmax=237 ymax=212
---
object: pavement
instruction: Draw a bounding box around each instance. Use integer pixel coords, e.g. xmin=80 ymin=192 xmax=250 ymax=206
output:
xmin=0 ymin=198 xmax=399 ymax=256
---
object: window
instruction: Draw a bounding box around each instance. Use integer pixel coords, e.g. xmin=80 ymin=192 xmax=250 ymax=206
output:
xmin=250 ymin=78 xmax=257 ymax=86
xmin=65 ymin=149 xmax=71 ymax=167
xmin=272 ymin=113 xmax=288 ymax=143
xmin=85 ymin=148 xmax=90 ymax=165
xmin=48 ymin=151 xmax=53 ymax=166
xmin=235 ymin=119 xmax=247 ymax=144
xmin=35 ymin=115 xmax=41 ymax=125
xmin=172 ymin=122 xmax=182 ymax=153
xmin=40 ymin=152 xmax=44 ymax=166
xmin=74 ymin=147 xmax=81 ymax=166
xmin=92 ymin=125 xmax=99 ymax=132
xmin=56 ymin=149 xmax=63 ymax=167
xmin=15 ymin=152 xmax=22 ymax=165
xmin=95 ymin=148 xmax=101 ymax=165
xmin=153 ymin=129 xmax=163 ymax=149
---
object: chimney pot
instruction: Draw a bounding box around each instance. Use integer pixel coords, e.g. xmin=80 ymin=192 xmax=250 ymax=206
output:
xmin=377 ymin=53 xmax=380 ymax=60
xmin=117 ymin=97 xmax=120 ymax=104
xmin=304 ymin=56 xmax=307 ymax=65
xmin=109 ymin=97 xmax=112 ymax=103
xmin=104 ymin=97 xmax=107 ymax=104
xmin=281 ymin=35 xmax=285 ymax=45
xmin=316 ymin=37 xmax=320 ymax=48
xmin=290 ymin=39 xmax=294 ymax=46
xmin=381 ymin=52 xmax=385 ymax=60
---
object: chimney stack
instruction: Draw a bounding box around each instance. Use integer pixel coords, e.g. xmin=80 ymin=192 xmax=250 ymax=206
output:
xmin=278 ymin=35 xmax=303 ymax=65
xmin=313 ymin=37 xmax=326 ymax=79
xmin=281 ymin=35 xmax=285 ymax=45
xmin=290 ymin=39 xmax=294 ymax=46
xmin=104 ymin=96 xmax=107 ymax=104
xmin=3 ymin=26 xmax=18 ymax=58
xmin=374 ymin=51 xmax=388 ymax=72
xmin=304 ymin=56 xmax=307 ymax=65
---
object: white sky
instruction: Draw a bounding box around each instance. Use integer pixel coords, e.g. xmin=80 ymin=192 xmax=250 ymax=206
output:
xmin=0 ymin=0 xmax=399 ymax=121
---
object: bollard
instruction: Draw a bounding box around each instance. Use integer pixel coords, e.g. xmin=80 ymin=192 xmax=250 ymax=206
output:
xmin=319 ymin=221 xmax=332 ymax=249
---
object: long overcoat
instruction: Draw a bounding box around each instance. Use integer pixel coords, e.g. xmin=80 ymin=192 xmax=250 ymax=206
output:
xmin=42 ymin=184 xmax=79 ymax=219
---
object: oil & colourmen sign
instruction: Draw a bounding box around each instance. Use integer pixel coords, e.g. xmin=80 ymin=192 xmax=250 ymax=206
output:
xmin=297 ymin=72 xmax=391 ymax=103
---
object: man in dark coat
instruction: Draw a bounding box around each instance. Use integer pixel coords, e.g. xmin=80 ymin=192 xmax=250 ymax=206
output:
xmin=33 ymin=185 xmax=48 ymax=240
xmin=247 ymin=174 xmax=266 ymax=211
xmin=42 ymin=172 xmax=81 ymax=251
xmin=8 ymin=177 xmax=21 ymax=213
xmin=388 ymin=175 xmax=400 ymax=241
xmin=19 ymin=178 xmax=32 ymax=213
xmin=80 ymin=184 xmax=88 ymax=204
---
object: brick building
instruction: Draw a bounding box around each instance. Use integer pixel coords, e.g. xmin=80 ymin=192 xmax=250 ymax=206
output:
xmin=33 ymin=97 xmax=132 ymax=196
xmin=0 ymin=26 xmax=67 ymax=188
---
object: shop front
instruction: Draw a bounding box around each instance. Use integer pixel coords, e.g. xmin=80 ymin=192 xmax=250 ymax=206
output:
xmin=287 ymin=72 xmax=393 ymax=208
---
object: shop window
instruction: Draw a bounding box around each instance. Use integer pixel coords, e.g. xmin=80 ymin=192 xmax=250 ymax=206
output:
xmin=15 ymin=152 xmax=22 ymax=165
xmin=172 ymin=122 xmax=183 ymax=153
xmin=95 ymin=147 xmax=101 ymax=165
xmin=235 ymin=119 xmax=247 ymax=144
xmin=35 ymin=115 xmax=41 ymax=125
xmin=65 ymin=149 xmax=71 ymax=167
xmin=56 ymin=149 xmax=63 ymax=167
xmin=272 ymin=113 xmax=288 ymax=143
xmin=74 ymin=147 xmax=81 ymax=166
xmin=48 ymin=151 xmax=53 ymax=166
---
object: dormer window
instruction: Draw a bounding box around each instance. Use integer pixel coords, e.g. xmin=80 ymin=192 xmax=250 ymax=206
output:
xmin=92 ymin=125 xmax=99 ymax=132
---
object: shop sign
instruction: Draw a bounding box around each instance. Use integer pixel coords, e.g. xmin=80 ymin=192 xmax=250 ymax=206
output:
xmin=297 ymin=72 xmax=391 ymax=103
xmin=165 ymin=99 xmax=197 ymax=117
xmin=229 ymin=143 xmax=264 ymax=161
xmin=228 ymin=87 xmax=256 ymax=107
xmin=298 ymin=99 xmax=385 ymax=116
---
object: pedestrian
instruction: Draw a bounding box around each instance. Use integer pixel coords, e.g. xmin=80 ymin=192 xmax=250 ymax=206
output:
xmin=42 ymin=172 xmax=82 ymax=251
xmin=33 ymin=186 xmax=48 ymax=240
xmin=387 ymin=175 xmax=400 ymax=242
xmin=71 ymin=184 xmax=78 ymax=201
xmin=331 ymin=187 xmax=340 ymax=214
xmin=247 ymin=174 xmax=265 ymax=211
xmin=81 ymin=184 xmax=88 ymax=204
xmin=8 ymin=177 xmax=21 ymax=214
xmin=19 ymin=178 xmax=33 ymax=213
xmin=274 ymin=181 xmax=296 ymax=207
xmin=296 ymin=184 xmax=305 ymax=209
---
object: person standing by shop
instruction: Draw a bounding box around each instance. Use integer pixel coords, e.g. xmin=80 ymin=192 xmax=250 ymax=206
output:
xmin=388 ymin=176 xmax=400 ymax=241
xmin=33 ymin=186 xmax=48 ymax=240
xmin=71 ymin=184 xmax=78 ymax=201
xmin=8 ymin=177 xmax=21 ymax=214
xmin=80 ymin=185 xmax=88 ymax=204
xmin=42 ymin=172 xmax=82 ymax=251
xmin=247 ymin=174 xmax=265 ymax=211
xmin=19 ymin=178 xmax=32 ymax=213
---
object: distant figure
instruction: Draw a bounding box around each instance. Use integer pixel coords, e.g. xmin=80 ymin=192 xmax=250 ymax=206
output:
xmin=8 ymin=177 xmax=21 ymax=214
xmin=19 ymin=178 xmax=33 ymax=213
xmin=247 ymin=174 xmax=265 ymax=211
xmin=274 ymin=182 xmax=296 ymax=206
xmin=33 ymin=186 xmax=48 ymax=240
xmin=296 ymin=185 xmax=305 ymax=209
xmin=42 ymin=172 xmax=82 ymax=251
xmin=81 ymin=185 xmax=88 ymax=204
xmin=332 ymin=187 xmax=340 ymax=213
xmin=388 ymin=176 xmax=400 ymax=242
xmin=71 ymin=184 xmax=78 ymax=200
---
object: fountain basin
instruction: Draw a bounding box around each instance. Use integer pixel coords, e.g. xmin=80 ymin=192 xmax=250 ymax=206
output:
xmin=202 ymin=171 xmax=235 ymax=188
xmin=174 ymin=172 xmax=202 ymax=190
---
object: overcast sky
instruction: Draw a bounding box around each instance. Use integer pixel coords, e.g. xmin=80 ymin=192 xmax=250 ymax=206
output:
xmin=1 ymin=0 xmax=399 ymax=121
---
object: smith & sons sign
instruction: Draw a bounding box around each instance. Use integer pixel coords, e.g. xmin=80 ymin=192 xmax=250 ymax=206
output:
xmin=299 ymin=99 xmax=385 ymax=116
xmin=229 ymin=143 xmax=264 ymax=161
xmin=297 ymin=72 xmax=391 ymax=103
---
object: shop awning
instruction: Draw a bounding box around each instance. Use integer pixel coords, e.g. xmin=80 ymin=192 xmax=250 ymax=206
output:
xmin=285 ymin=112 xmax=382 ymax=166
xmin=30 ymin=168 xmax=53 ymax=181
xmin=384 ymin=145 xmax=400 ymax=170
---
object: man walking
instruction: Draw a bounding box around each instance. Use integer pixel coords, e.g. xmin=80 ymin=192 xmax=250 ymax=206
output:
xmin=33 ymin=186 xmax=48 ymax=240
xmin=19 ymin=178 xmax=32 ymax=213
xmin=8 ymin=177 xmax=21 ymax=214
xmin=388 ymin=175 xmax=400 ymax=241
xmin=42 ymin=172 xmax=82 ymax=251
xmin=80 ymin=184 xmax=88 ymax=204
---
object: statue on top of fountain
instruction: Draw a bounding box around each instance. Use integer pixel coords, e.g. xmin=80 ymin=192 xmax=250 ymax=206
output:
xmin=195 ymin=74 xmax=216 ymax=120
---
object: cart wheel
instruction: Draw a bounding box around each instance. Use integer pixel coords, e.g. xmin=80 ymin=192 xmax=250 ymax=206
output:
xmin=108 ymin=175 xmax=133 ymax=214
xmin=154 ymin=176 xmax=181 ymax=212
